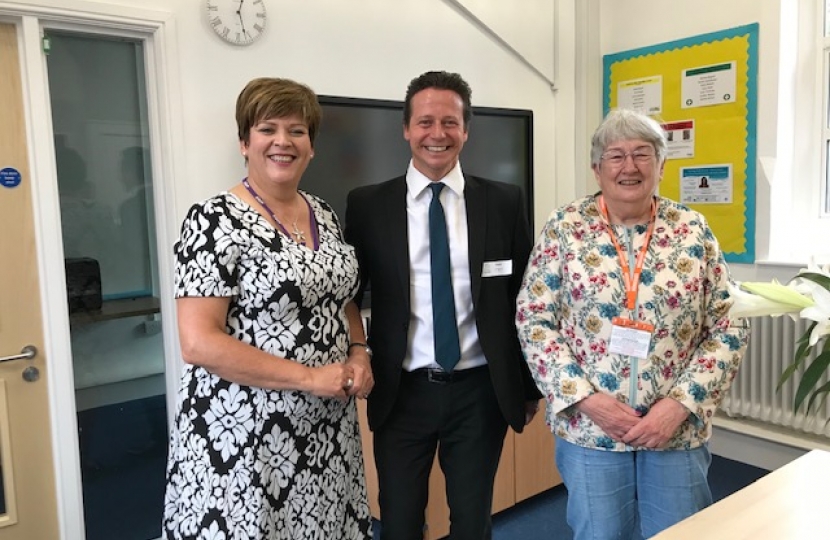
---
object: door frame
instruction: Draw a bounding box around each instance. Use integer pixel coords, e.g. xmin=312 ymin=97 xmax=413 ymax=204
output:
xmin=0 ymin=1 xmax=183 ymax=538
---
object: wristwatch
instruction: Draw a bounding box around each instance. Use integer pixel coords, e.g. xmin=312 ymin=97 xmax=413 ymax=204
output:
xmin=348 ymin=342 xmax=373 ymax=357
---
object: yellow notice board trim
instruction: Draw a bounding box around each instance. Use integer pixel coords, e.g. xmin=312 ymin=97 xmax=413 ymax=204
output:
xmin=603 ymin=24 xmax=758 ymax=263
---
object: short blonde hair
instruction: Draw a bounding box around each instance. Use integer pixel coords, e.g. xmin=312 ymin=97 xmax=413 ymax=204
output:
xmin=235 ymin=77 xmax=322 ymax=146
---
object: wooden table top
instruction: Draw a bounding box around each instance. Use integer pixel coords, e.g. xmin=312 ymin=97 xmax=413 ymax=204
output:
xmin=653 ymin=449 xmax=830 ymax=539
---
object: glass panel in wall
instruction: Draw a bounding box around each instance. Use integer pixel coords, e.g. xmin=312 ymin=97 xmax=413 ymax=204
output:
xmin=46 ymin=30 xmax=168 ymax=540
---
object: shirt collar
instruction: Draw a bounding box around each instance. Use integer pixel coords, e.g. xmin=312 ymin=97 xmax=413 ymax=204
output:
xmin=405 ymin=160 xmax=465 ymax=200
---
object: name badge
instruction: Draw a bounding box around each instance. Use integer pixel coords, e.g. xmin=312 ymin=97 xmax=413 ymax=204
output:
xmin=608 ymin=317 xmax=654 ymax=360
xmin=482 ymin=260 xmax=512 ymax=278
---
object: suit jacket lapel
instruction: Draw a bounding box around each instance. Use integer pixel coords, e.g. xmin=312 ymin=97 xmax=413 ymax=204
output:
xmin=464 ymin=176 xmax=486 ymax=308
xmin=386 ymin=178 xmax=410 ymax=304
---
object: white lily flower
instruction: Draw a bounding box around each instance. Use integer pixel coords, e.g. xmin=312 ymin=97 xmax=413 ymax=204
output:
xmin=728 ymin=281 xmax=808 ymax=318
xmin=742 ymin=280 xmax=815 ymax=308
xmin=796 ymin=279 xmax=830 ymax=346
xmin=748 ymin=260 xmax=830 ymax=413
xmin=810 ymin=319 xmax=830 ymax=347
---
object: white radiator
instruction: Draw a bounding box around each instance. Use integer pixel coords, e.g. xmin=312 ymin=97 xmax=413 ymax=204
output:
xmin=720 ymin=316 xmax=830 ymax=437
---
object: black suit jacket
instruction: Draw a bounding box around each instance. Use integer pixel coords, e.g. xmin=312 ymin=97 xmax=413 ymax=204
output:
xmin=345 ymin=174 xmax=541 ymax=433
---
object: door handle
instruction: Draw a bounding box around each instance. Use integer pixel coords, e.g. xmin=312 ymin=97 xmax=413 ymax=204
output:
xmin=0 ymin=345 xmax=37 ymax=363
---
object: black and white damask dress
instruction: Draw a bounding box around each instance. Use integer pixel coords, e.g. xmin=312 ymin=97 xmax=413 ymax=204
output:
xmin=163 ymin=191 xmax=373 ymax=540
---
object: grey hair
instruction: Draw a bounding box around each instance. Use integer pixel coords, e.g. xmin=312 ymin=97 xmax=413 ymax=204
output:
xmin=590 ymin=109 xmax=668 ymax=167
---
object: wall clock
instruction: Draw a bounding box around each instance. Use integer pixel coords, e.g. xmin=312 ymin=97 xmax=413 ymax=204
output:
xmin=206 ymin=0 xmax=267 ymax=46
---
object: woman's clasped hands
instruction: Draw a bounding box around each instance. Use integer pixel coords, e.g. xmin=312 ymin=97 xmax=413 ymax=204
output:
xmin=307 ymin=353 xmax=374 ymax=401
xmin=576 ymin=393 xmax=688 ymax=449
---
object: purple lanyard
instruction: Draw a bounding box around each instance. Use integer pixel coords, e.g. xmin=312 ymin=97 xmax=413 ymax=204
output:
xmin=242 ymin=178 xmax=319 ymax=249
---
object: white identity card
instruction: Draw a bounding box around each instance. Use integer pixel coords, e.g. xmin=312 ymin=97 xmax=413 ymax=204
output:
xmin=608 ymin=324 xmax=652 ymax=359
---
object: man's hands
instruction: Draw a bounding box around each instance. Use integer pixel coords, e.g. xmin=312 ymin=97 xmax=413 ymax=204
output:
xmin=525 ymin=400 xmax=541 ymax=425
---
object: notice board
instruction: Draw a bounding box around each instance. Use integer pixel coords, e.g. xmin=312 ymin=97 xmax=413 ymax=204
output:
xmin=603 ymin=23 xmax=759 ymax=263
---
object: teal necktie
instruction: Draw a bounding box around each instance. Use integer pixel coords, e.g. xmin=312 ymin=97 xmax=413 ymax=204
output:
xmin=429 ymin=183 xmax=461 ymax=372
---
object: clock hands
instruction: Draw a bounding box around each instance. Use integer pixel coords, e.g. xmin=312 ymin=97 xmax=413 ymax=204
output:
xmin=235 ymin=0 xmax=252 ymax=39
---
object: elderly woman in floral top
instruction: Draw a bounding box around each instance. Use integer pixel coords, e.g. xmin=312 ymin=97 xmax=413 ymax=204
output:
xmin=516 ymin=108 xmax=748 ymax=540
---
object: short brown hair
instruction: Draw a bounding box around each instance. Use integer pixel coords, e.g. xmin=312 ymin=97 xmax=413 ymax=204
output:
xmin=235 ymin=77 xmax=322 ymax=146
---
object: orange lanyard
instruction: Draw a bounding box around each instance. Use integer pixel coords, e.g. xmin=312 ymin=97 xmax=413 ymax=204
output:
xmin=598 ymin=196 xmax=657 ymax=311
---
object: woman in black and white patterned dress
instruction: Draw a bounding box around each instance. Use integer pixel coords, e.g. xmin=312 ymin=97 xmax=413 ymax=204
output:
xmin=162 ymin=78 xmax=374 ymax=540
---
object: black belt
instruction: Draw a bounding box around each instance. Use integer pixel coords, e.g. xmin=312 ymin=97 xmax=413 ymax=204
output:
xmin=404 ymin=365 xmax=487 ymax=385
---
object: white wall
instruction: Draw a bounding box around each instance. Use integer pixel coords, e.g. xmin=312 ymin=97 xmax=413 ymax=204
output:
xmin=86 ymin=0 xmax=566 ymax=232
xmin=10 ymin=0 xmax=569 ymax=230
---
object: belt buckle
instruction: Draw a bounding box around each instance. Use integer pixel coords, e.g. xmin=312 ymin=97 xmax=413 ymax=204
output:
xmin=427 ymin=369 xmax=451 ymax=384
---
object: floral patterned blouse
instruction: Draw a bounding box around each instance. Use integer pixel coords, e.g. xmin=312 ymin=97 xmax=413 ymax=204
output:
xmin=516 ymin=195 xmax=748 ymax=451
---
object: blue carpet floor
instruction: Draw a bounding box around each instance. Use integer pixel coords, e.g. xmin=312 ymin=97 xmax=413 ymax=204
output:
xmin=372 ymin=453 xmax=769 ymax=539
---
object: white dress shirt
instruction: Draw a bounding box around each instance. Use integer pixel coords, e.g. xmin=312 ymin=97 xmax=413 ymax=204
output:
xmin=403 ymin=160 xmax=486 ymax=372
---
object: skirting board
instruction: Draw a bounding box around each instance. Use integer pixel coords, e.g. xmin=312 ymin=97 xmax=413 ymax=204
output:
xmin=711 ymin=416 xmax=830 ymax=471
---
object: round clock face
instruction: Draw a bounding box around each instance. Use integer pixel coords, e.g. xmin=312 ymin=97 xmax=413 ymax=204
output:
xmin=206 ymin=0 xmax=267 ymax=46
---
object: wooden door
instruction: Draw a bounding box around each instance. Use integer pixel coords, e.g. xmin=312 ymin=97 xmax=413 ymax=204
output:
xmin=0 ymin=22 xmax=60 ymax=540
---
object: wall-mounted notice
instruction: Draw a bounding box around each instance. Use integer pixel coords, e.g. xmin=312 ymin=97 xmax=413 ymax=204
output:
xmin=680 ymin=164 xmax=732 ymax=204
xmin=618 ymin=75 xmax=663 ymax=115
xmin=681 ymin=61 xmax=736 ymax=109
xmin=661 ymin=119 xmax=695 ymax=160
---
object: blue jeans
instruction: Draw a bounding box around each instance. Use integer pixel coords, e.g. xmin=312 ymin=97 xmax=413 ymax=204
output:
xmin=555 ymin=437 xmax=712 ymax=539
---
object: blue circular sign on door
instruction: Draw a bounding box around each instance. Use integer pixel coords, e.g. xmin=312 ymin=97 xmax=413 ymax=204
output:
xmin=0 ymin=167 xmax=22 ymax=188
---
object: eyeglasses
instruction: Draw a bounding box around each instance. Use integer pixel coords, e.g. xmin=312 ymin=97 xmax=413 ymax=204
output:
xmin=600 ymin=148 xmax=656 ymax=167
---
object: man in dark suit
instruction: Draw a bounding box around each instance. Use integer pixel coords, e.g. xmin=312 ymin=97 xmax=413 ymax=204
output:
xmin=345 ymin=70 xmax=541 ymax=540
